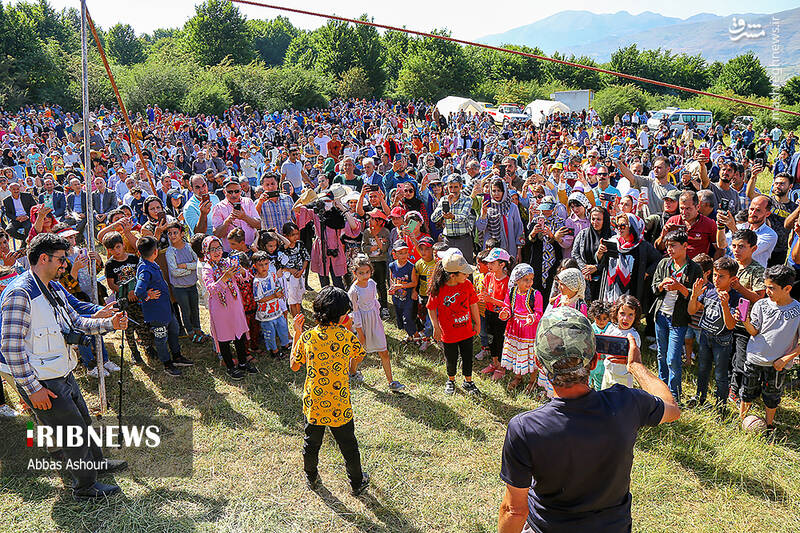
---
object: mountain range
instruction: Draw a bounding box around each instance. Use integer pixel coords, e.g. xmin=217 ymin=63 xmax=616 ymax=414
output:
xmin=478 ymin=7 xmax=800 ymax=81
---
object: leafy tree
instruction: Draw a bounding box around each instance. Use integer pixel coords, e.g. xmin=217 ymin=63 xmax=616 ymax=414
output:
xmin=716 ymin=52 xmax=772 ymax=97
xmin=284 ymin=31 xmax=317 ymax=71
xmin=545 ymin=53 xmax=603 ymax=91
xmin=338 ymin=67 xmax=372 ymax=99
xmin=107 ymin=23 xmax=145 ymax=65
xmin=381 ymin=29 xmax=411 ymax=85
xmin=351 ymin=16 xmax=385 ymax=95
xmin=249 ymin=16 xmax=297 ymax=66
xmin=183 ymin=79 xmax=232 ymax=115
xmin=120 ymin=60 xmax=193 ymax=112
xmin=183 ymin=0 xmax=252 ymax=66
xmin=592 ymin=85 xmax=648 ymax=123
xmin=12 ymin=0 xmax=76 ymax=49
xmin=395 ymin=31 xmax=475 ymax=101
xmin=778 ymin=75 xmax=800 ymax=106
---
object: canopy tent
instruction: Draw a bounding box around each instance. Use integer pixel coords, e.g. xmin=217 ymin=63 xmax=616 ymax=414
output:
xmin=435 ymin=96 xmax=484 ymax=117
xmin=524 ymin=99 xmax=571 ymax=121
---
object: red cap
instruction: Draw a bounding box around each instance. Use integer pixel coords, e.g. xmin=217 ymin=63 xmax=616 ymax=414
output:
xmin=369 ymin=210 xmax=388 ymax=221
xmin=390 ymin=207 xmax=406 ymax=218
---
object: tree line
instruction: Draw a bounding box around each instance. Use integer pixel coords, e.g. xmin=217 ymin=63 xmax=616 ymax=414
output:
xmin=1 ymin=0 xmax=799 ymax=130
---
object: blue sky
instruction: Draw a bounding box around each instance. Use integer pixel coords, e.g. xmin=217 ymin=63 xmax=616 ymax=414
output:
xmin=5 ymin=0 xmax=799 ymax=40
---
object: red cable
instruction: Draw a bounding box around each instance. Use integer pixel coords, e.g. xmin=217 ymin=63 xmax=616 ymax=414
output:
xmin=230 ymin=0 xmax=799 ymax=117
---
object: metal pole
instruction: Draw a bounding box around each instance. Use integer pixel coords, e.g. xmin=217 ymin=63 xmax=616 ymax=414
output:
xmin=80 ymin=0 xmax=106 ymax=415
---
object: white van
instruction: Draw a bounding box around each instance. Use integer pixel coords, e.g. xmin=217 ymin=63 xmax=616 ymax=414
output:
xmin=646 ymin=108 xmax=713 ymax=134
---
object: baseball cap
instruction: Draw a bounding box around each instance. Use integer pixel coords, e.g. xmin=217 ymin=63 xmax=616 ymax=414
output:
xmin=484 ymin=247 xmax=510 ymax=263
xmin=418 ymin=236 xmax=434 ymax=247
xmin=389 ymin=206 xmax=406 ymax=218
xmin=436 ymin=247 xmax=462 ymax=259
xmin=441 ymin=251 xmax=475 ymax=275
xmin=539 ymin=197 xmax=556 ymax=210
xmin=534 ymin=307 xmax=596 ymax=376
xmin=445 ymin=173 xmax=464 ymax=184
xmin=368 ymin=210 xmax=388 ymax=221
xmin=665 ymin=189 xmax=681 ymax=202
xmin=392 ymin=240 xmax=409 ymax=251
xmin=54 ymin=226 xmax=79 ymax=238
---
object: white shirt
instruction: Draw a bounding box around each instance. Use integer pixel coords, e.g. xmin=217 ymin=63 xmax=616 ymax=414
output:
xmin=12 ymin=196 xmax=25 ymax=216
xmin=280 ymin=160 xmax=304 ymax=190
xmin=726 ymin=222 xmax=777 ymax=268
xmin=313 ymin=135 xmax=331 ymax=156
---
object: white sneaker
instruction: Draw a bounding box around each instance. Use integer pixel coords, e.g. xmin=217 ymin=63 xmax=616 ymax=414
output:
xmin=0 ymin=404 xmax=18 ymax=417
xmin=104 ymin=360 xmax=121 ymax=372
xmin=648 ymin=342 xmax=658 ymax=351
xmin=88 ymin=366 xmax=110 ymax=378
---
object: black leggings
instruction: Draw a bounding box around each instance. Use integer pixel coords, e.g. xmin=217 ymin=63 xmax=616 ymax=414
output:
xmin=444 ymin=337 xmax=474 ymax=378
xmin=218 ymin=335 xmax=248 ymax=369
xmin=485 ymin=310 xmax=507 ymax=360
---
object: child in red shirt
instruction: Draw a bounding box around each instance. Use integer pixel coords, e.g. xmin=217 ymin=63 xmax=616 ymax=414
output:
xmin=427 ymin=251 xmax=481 ymax=396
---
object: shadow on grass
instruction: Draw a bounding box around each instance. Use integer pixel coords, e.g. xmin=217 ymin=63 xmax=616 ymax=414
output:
xmin=50 ymin=482 xmax=227 ymax=532
xmin=313 ymin=485 xmax=423 ymax=533
xmin=102 ymin=340 xmax=253 ymax=430
xmin=636 ymin=416 xmax=790 ymax=502
xmin=247 ymin=357 xmax=305 ymax=431
xmin=365 ymin=385 xmax=487 ymax=442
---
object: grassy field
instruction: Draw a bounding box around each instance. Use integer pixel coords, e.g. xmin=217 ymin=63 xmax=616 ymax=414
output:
xmin=1 ymin=157 xmax=798 ymax=532
xmin=2 ymin=285 xmax=800 ymax=533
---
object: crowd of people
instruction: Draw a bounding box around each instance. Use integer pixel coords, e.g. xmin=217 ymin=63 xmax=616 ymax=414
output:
xmin=0 ymin=98 xmax=799 ymax=517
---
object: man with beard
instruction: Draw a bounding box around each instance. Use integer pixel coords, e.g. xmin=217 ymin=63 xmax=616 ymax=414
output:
xmin=0 ymin=233 xmax=129 ymax=499
xmin=746 ymin=171 xmax=796 ymax=266
xmin=716 ymin=195 xmax=777 ymax=268
xmin=645 ymin=189 xmax=681 ymax=247
xmin=711 ymin=160 xmax=742 ymax=215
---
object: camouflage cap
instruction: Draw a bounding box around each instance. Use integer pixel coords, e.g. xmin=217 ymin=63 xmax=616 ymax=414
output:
xmin=534 ymin=307 xmax=596 ymax=375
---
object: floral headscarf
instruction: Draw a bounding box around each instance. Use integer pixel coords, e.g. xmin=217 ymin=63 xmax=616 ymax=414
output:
xmin=202 ymin=235 xmax=238 ymax=305
xmin=509 ymin=263 xmax=534 ymax=288
xmin=556 ymin=267 xmax=586 ymax=307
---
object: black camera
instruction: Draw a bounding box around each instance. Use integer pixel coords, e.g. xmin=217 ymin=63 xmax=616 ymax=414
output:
xmin=326 ymin=248 xmax=339 ymax=258
xmin=63 ymin=328 xmax=93 ymax=347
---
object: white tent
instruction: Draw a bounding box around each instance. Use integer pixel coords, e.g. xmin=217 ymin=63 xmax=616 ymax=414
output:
xmin=524 ymin=99 xmax=571 ymax=121
xmin=435 ymin=96 xmax=484 ymax=117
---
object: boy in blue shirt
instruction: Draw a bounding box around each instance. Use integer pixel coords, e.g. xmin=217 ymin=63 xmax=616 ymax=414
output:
xmin=388 ymin=240 xmax=417 ymax=343
xmin=134 ymin=236 xmax=192 ymax=376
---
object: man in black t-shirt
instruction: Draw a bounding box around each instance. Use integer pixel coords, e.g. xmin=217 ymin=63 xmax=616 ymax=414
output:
xmin=498 ymin=308 xmax=681 ymax=533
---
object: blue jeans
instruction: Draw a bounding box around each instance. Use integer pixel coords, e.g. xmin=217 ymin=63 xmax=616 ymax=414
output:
xmin=78 ymin=336 xmax=109 ymax=367
xmin=150 ymin=316 xmax=181 ymax=364
xmin=173 ymin=285 xmax=202 ymax=335
xmin=696 ymin=331 xmax=734 ymax=405
xmin=260 ymin=315 xmax=290 ymax=352
xmin=393 ymin=297 xmax=417 ymax=337
xmin=655 ymin=312 xmax=687 ymax=402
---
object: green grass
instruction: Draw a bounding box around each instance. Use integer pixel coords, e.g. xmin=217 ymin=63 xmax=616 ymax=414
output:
xmin=2 ymin=283 xmax=800 ymax=533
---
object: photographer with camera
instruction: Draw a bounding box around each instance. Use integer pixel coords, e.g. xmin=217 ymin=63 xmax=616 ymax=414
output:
xmin=0 ymin=233 xmax=129 ymax=500
xmin=497 ymin=307 xmax=680 ymax=533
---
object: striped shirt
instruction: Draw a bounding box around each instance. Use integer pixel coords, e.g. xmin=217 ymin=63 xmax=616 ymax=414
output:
xmin=1 ymin=282 xmax=113 ymax=396
xmin=430 ymin=194 xmax=475 ymax=237
xmin=260 ymin=194 xmax=295 ymax=232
